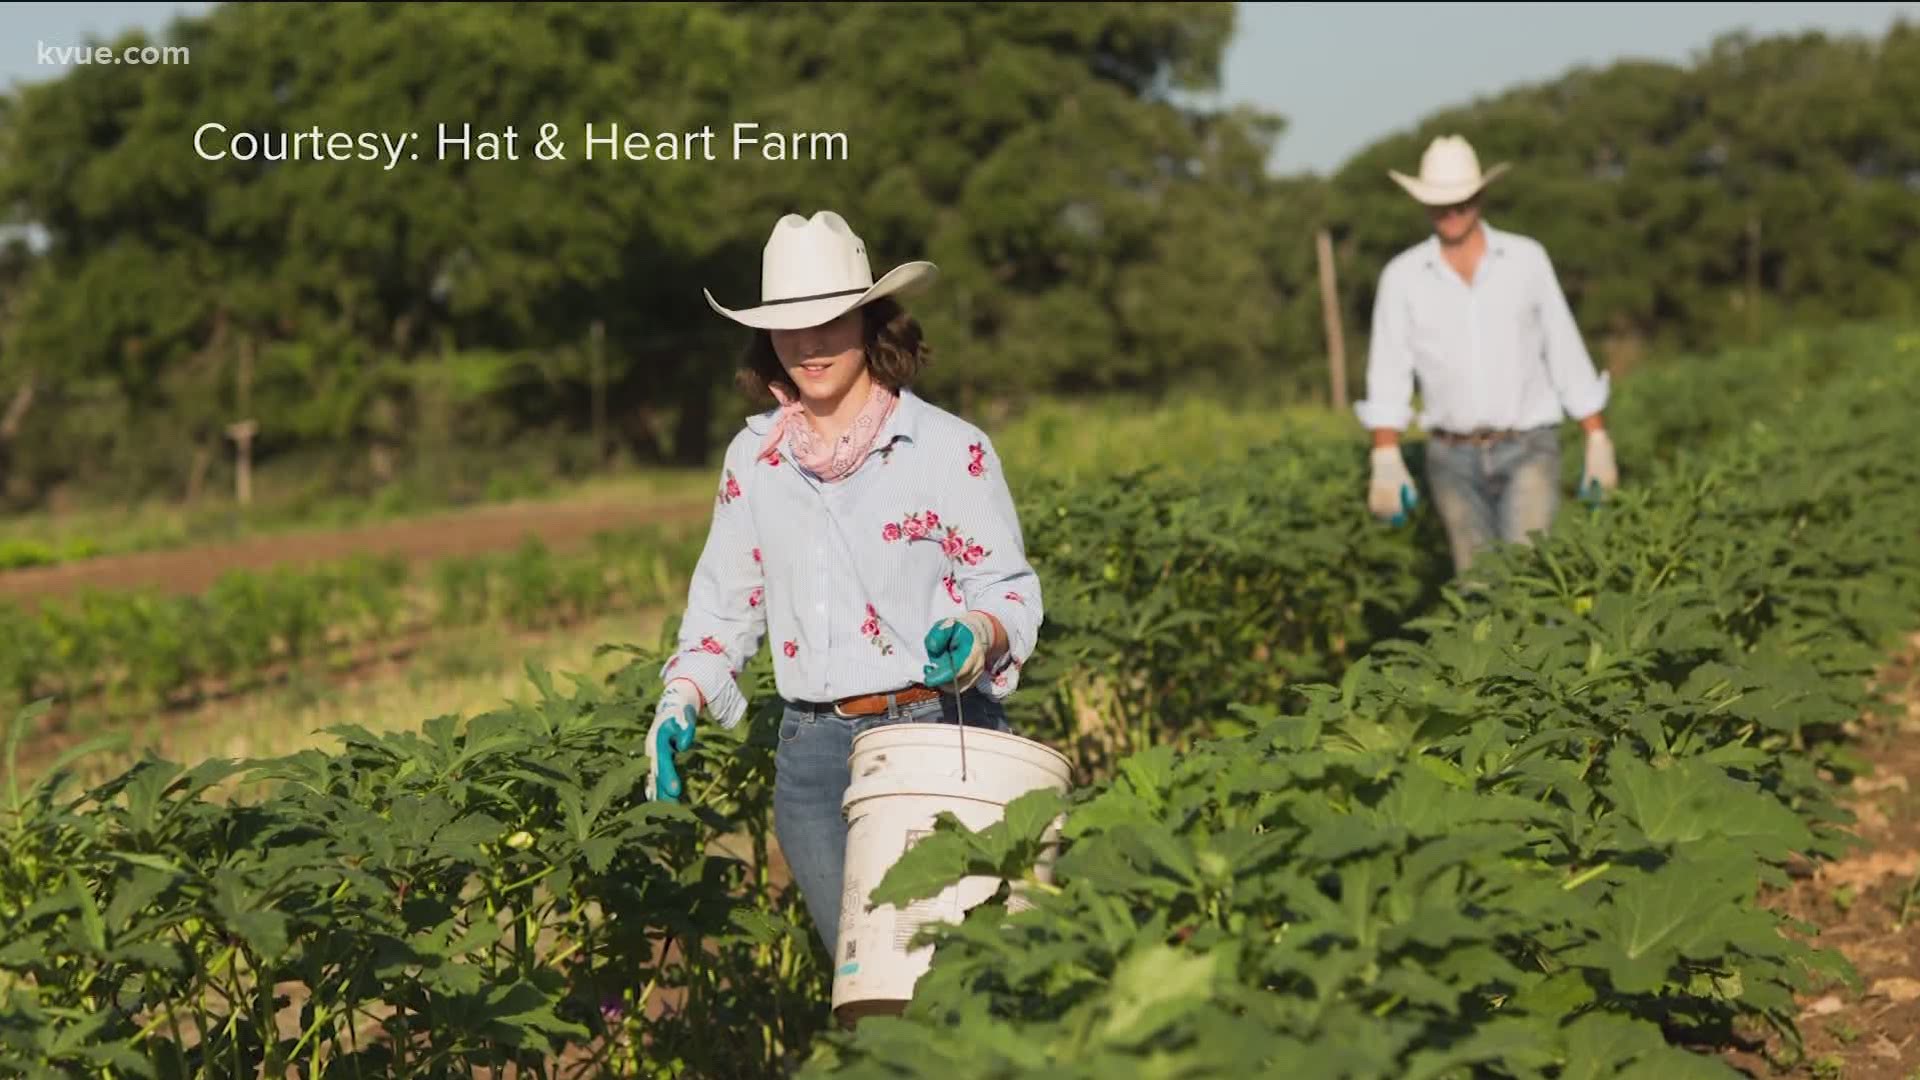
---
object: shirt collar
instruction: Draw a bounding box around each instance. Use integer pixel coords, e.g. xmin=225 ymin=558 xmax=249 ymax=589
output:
xmin=1422 ymin=220 xmax=1511 ymax=269
xmin=741 ymin=385 xmax=925 ymax=447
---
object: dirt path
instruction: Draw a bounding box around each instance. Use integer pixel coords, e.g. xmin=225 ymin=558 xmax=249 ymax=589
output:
xmin=1723 ymin=631 xmax=1920 ymax=1078
xmin=0 ymin=494 xmax=713 ymax=605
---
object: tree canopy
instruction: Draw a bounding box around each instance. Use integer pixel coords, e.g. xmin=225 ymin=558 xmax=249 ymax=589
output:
xmin=0 ymin=4 xmax=1915 ymax=506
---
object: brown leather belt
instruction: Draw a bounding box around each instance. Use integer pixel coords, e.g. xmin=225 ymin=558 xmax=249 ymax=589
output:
xmin=1431 ymin=428 xmax=1524 ymax=447
xmin=795 ymin=685 xmax=943 ymax=718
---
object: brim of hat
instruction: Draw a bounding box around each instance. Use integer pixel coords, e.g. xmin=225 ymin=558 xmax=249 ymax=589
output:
xmin=705 ymin=261 xmax=939 ymax=331
xmin=1389 ymin=162 xmax=1510 ymax=205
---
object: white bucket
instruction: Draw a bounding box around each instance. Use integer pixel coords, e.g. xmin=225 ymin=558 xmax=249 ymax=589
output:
xmin=831 ymin=722 xmax=1074 ymax=1023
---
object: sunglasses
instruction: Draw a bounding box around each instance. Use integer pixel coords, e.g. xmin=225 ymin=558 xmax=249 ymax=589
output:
xmin=1430 ymin=199 xmax=1479 ymax=218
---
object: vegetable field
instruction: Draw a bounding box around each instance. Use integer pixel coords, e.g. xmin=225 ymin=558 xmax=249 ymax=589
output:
xmin=0 ymin=527 xmax=704 ymax=726
xmin=2 ymin=325 xmax=1917 ymax=1078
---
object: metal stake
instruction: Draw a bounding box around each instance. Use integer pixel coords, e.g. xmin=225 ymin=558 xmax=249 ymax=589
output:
xmin=955 ymin=684 xmax=968 ymax=783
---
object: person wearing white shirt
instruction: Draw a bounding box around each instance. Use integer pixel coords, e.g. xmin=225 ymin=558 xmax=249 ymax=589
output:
xmin=642 ymin=210 xmax=1046 ymax=964
xmin=1355 ymin=135 xmax=1620 ymax=576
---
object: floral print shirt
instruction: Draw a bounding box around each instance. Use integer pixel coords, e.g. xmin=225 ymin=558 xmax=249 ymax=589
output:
xmin=661 ymin=389 xmax=1043 ymax=729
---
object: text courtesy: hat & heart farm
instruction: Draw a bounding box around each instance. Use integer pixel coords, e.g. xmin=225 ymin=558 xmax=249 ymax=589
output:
xmin=192 ymin=122 xmax=848 ymax=169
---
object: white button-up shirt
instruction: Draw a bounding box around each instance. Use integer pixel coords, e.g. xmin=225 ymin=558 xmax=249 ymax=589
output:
xmin=661 ymin=388 xmax=1043 ymax=729
xmin=1354 ymin=222 xmax=1611 ymax=434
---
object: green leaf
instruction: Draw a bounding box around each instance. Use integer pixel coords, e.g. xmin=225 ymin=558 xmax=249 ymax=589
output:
xmin=1604 ymin=750 xmax=1813 ymax=859
xmin=67 ymin=870 xmax=106 ymax=955
xmin=1098 ymin=943 xmax=1223 ymax=1048
xmin=227 ymin=911 xmax=290 ymax=964
xmin=1557 ymin=1014 xmax=1669 ymax=1079
xmin=428 ymin=812 xmax=507 ymax=863
xmin=1614 ymin=1044 xmax=1747 ymax=1079
xmin=1401 ymin=1017 xmax=1556 ymax=1080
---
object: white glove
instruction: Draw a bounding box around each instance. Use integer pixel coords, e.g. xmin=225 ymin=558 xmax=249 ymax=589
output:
xmin=1582 ymin=430 xmax=1618 ymax=502
xmin=645 ymin=679 xmax=703 ymax=802
xmin=1368 ymin=445 xmax=1418 ymax=524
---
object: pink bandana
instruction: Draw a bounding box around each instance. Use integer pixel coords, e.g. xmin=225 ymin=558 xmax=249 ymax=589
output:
xmin=759 ymin=382 xmax=899 ymax=483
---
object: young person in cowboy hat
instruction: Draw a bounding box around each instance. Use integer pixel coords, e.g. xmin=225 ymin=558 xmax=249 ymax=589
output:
xmin=643 ymin=209 xmax=1044 ymax=962
xmin=1355 ymin=134 xmax=1620 ymax=577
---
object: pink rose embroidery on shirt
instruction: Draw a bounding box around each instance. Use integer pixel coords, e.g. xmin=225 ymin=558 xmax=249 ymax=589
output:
xmin=1005 ymin=591 xmax=1024 ymax=604
xmin=763 ymin=448 xmax=783 ymax=467
xmin=717 ymin=470 xmax=742 ymax=506
xmin=944 ymin=574 xmax=963 ymax=605
xmin=749 ymin=587 xmax=763 ymax=608
xmin=783 ymin=640 xmax=798 ymax=658
xmin=752 ymin=548 xmax=762 ymax=564
xmin=884 ymin=512 xmax=992 ymax=565
xmin=699 ymin=637 xmax=726 ymax=655
xmin=861 ymin=603 xmax=894 ymax=656
xmin=968 ymin=443 xmax=986 ymax=478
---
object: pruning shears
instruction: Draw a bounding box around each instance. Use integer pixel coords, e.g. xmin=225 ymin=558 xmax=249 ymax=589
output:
xmin=652 ymin=704 xmax=696 ymax=803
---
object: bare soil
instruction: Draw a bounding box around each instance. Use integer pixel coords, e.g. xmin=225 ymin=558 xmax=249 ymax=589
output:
xmin=1724 ymin=631 xmax=1920 ymax=1079
xmin=0 ymin=493 xmax=712 ymax=605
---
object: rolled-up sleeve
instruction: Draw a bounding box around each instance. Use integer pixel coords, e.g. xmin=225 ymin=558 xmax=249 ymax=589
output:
xmin=1354 ymin=263 xmax=1418 ymax=432
xmin=661 ymin=436 xmax=766 ymax=729
xmin=1535 ymin=248 xmax=1611 ymax=421
xmin=950 ymin=433 xmax=1042 ymax=700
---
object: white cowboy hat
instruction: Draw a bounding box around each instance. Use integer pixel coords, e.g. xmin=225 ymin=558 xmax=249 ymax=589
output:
xmin=704 ymin=210 xmax=938 ymax=331
xmin=1389 ymin=135 xmax=1511 ymax=206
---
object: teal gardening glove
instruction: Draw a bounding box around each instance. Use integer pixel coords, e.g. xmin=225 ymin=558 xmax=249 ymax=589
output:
xmin=646 ymin=680 xmax=701 ymax=802
xmin=922 ymin=611 xmax=996 ymax=694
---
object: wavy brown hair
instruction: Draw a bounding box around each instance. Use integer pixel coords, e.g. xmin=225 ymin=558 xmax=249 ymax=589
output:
xmin=734 ymin=297 xmax=932 ymax=403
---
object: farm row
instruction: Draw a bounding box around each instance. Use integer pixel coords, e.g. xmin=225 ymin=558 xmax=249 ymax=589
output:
xmin=0 ymin=322 xmax=1891 ymax=736
xmin=0 ymin=527 xmax=704 ymax=724
xmin=0 ymin=324 xmax=1913 ymax=1076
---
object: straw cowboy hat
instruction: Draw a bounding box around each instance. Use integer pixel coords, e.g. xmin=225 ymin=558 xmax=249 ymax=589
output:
xmin=1389 ymin=135 xmax=1511 ymax=206
xmin=705 ymin=210 xmax=938 ymax=331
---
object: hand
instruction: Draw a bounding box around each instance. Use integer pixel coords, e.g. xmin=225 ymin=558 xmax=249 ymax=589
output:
xmin=1368 ymin=445 xmax=1418 ymax=525
xmin=645 ymin=680 xmax=701 ymax=802
xmin=922 ymin=611 xmax=995 ymax=693
xmin=1581 ymin=429 xmax=1618 ymax=504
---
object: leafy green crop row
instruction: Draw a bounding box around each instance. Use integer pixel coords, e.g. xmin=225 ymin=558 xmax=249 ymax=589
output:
xmin=0 ymin=649 xmax=827 ymax=1078
xmin=0 ymin=538 xmax=105 ymax=572
xmin=1008 ymin=321 xmax=1917 ymax=777
xmin=806 ymin=354 xmax=1920 ymax=1077
xmin=0 ymin=528 xmax=704 ymax=721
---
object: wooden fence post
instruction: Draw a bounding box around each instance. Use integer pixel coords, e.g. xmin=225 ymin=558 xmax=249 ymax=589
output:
xmin=1315 ymin=228 xmax=1348 ymax=411
xmin=226 ymin=336 xmax=256 ymax=506
xmin=590 ymin=319 xmax=608 ymax=467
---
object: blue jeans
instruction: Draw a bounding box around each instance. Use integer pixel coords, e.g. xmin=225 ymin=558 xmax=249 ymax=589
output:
xmin=1423 ymin=426 xmax=1562 ymax=576
xmin=773 ymin=688 xmax=1011 ymax=962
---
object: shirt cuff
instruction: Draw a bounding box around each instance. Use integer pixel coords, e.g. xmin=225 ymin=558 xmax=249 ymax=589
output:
xmin=662 ymin=651 xmax=750 ymax=730
xmin=969 ymin=595 xmax=1038 ymax=700
xmin=1354 ymin=398 xmax=1412 ymax=431
xmin=1562 ymin=371 xmax=1612 ymax=422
